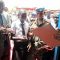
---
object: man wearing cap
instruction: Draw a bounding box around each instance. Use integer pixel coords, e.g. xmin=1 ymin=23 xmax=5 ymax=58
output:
xmin=11 ymin=10 xmax=32 ymax=60
xmin=36 ymin=8 xmax=44 ymax=27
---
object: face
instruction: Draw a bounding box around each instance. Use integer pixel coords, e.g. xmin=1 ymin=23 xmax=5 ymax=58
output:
xmin=4 ymin=7 xmax=8 ymax=12
xmin=37 ymin=12 xmax=44 ymax=25
xmin=37 ymin=12 xmax=43 ymax=19
xmin=18 ymin=13 xmax=21 ymax=19
xmin=21 ymin=13 xmax=26 ymax=19
xmin=21 ymin=13 xmax=27 ymax=22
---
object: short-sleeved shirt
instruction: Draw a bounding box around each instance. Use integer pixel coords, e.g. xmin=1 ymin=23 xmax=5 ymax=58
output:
xmin=11 ymin=19 xmax=30 ymax=37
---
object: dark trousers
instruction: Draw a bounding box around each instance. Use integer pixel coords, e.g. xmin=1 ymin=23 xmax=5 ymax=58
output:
xmin=42 ymin=50 xmax=54 ymax=60
xmin=53 ymin=47 xmax=60 ymax=60
xmin=1 ymin=40 xmax=10 ymax=60
xmin=14 ymin=41 xmax=28 ymax=60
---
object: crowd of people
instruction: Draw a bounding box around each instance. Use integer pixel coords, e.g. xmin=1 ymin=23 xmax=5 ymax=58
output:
xmin=0 ymin=1 xmax=60 ymax=60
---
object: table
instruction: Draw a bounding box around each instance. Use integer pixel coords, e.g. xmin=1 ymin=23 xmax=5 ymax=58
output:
xmin=33 ymin=24 xmax=60 ymax=60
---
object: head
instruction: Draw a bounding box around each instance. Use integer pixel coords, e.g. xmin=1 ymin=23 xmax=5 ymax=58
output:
xmin=4 ymin=7 xmax=8 ymax=12
xmin=50 ymin=14 xmax=54 ymax=18
xmin=18 ymin=11 xmax=27 ymax=23
xmin=21 ymin=13 xmax=27 ymax=20
xmin=0 ymin=1 xmax=4 ymax=14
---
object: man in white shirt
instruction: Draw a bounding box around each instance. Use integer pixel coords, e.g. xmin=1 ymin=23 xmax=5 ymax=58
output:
xmin=44 ymin=13 xmax=57 ymax=30
xmin=11 ymin=18 xmax=29 ymax=37
xmin=11 ymin=11 xmax=31 ymax=60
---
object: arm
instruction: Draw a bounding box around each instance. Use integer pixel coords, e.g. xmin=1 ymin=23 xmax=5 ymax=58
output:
xmin=27 ymin=25 xmax=34 ymax=52
xmin=50 ymin=18 xmax=57 ymax=30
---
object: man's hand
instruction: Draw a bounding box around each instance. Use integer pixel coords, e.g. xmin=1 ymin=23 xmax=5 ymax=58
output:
xmin=36 ymin=45 xmax=52 ymax=51
xmin=27 ymin=43 xmax=31 ymax=52
xmin=28 ymin=32 xmax=33 ymax=37
xmin=6 ymin=28 xmax=15 ymax=33
xmin=0 ymin=27 xmax=6 ymax=32
xmin=0 ymin=27 xmax=6 ymax=30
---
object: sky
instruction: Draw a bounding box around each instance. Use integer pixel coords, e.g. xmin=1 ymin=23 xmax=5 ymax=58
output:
xmin=3 ymin=0 xmax=60 ymax=10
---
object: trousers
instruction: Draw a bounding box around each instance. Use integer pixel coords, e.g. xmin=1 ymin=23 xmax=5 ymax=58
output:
xmin=14 ymin=41 xmax=28 ymax=60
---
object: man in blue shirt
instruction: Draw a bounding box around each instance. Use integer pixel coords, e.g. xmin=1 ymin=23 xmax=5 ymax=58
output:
xmin=0 ymin=1 xmax=11 ymax=60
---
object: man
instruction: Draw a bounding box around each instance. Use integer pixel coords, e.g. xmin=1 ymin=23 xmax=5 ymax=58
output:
xmin=34 ymin=10 xmax=54 ymax=60
xmin=0 ymin=1 xmax=11 ymax=60
xmin=0 ymin=1 xmax=11 ymax=27
xmin=3 ymin=7 xmax=11 ymax=27
xmin=36 ymin=8 xmax=45 ymax=27
xmin=11 ymin=11 xmax=31 ymax=60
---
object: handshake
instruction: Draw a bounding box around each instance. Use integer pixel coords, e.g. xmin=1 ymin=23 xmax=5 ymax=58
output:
xmin=0 ymin=27 xmax=7 ymax=33
xmin=0 ymin=27 xmax=14 ymax=34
